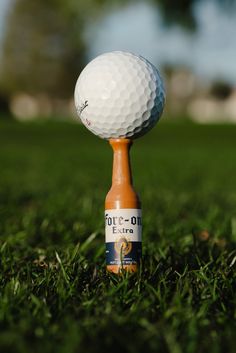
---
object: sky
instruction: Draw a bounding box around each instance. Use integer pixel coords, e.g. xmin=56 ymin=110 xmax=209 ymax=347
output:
xmin=85 ymin=0 xmax=236 ymax=85
xmin=0 ymin=0 xmax=235 ymax=85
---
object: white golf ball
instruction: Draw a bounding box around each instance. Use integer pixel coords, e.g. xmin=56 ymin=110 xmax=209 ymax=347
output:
xmin=74 ymin=51 xmax=165 ymax=139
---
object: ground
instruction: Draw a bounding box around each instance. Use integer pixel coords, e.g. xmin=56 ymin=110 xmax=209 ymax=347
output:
xmin=0 ymin=119 xmax=236 ymax=353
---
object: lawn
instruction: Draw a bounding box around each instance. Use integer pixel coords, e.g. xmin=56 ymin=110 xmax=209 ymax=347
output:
xmin=0 ymin=119 xmax=236 ymax=353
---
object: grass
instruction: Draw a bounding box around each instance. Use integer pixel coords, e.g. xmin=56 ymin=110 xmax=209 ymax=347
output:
xmin=0 ymin=119 xmax=236 ymax=353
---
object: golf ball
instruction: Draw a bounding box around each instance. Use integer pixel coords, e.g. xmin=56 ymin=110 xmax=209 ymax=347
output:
xmin=74 ymin=51 xmax=165 ymax=139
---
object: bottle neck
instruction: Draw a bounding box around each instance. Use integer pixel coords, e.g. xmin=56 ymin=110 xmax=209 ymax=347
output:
xmin=109 ymin=139 xmax=133 ymax=186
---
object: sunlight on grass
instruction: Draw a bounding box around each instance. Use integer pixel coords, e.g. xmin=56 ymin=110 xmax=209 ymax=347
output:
xmin=0 ymin=120 xmax=236 ymax=353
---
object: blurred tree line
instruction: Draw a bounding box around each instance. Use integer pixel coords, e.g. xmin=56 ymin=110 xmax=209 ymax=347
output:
xmin=0 ymin=0 xmax=235 ymax=104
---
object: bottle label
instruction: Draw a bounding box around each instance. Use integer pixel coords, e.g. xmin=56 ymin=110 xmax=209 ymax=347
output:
xmin=105 ymin=209 xmax=142 ymax=266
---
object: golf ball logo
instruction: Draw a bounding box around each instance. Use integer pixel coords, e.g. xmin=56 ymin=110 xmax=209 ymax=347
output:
xmin=76 ymin=100 xmax=88 ymax=116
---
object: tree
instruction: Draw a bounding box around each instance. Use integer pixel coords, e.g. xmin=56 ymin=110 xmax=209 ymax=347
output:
xmin=152 ymin=0 xmax=236 ymax=30
xmin=0 ymin=0 xmax=97 ymax=97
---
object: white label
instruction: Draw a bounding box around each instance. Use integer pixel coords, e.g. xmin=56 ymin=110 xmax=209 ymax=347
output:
xmin=105 ymin=209 xmax=142 ymax=243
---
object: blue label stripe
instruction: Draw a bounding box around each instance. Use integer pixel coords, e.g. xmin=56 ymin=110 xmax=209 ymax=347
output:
xmin=106 ymin=242 xmax=142 ymax=266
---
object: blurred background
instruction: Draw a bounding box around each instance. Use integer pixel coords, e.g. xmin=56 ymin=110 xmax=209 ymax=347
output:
xmin=1 ymin=3 xmax=236 ymax=352
xmin=0 ymin=0 xmax=236 ymax=123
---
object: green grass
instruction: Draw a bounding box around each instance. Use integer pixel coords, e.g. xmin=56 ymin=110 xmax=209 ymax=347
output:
xmin=0 ymin=119 xmax=236 ymax=353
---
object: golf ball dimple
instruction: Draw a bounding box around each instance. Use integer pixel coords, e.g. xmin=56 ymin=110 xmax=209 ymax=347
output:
xmin=74 ymin=51 xmax=165 ymax=139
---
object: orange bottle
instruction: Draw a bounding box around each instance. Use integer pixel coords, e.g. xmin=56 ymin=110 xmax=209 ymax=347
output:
xmin=105 ymin=139 xmax=142 ymax=273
